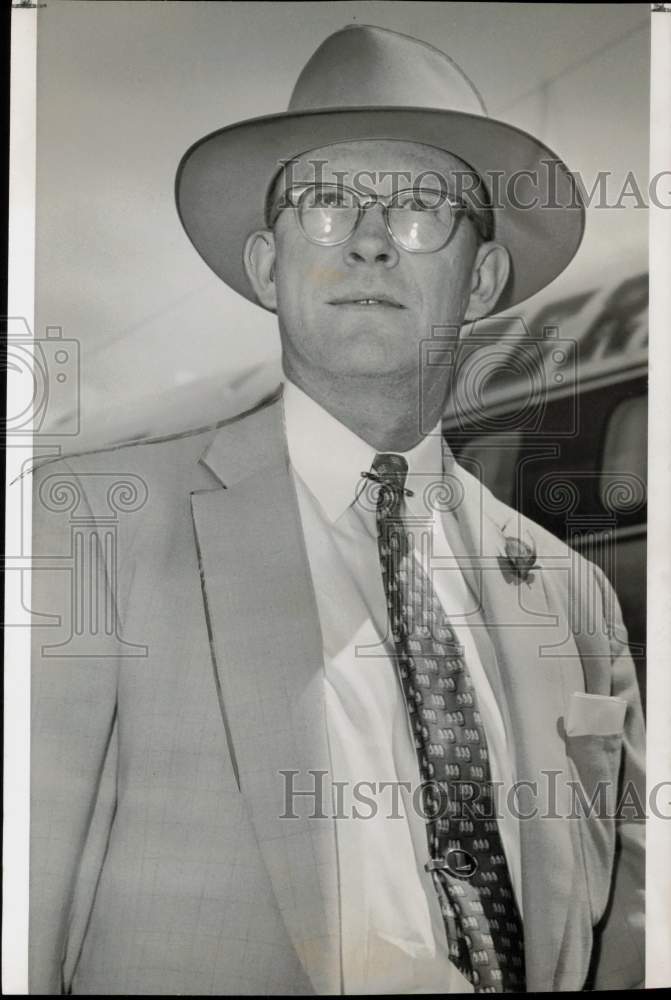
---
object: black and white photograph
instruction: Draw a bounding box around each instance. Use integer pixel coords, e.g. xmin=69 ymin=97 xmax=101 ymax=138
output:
xmin=4 ymin=1 xmax=670 ymax=993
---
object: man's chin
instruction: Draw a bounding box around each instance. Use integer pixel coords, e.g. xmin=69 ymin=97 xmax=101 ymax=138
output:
xmin=322 ymin=352 xmax=418 ymax=380
xmin=330 ymin=324 xmax=415 ymax=372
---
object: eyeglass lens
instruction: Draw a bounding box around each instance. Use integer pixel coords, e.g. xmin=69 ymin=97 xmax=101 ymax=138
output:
xmin=297 ymin=185 xmax=458 ymax=252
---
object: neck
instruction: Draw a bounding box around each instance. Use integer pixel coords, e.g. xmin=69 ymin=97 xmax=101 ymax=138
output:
xmin=283 ymin=360 xmax=450 ymax=453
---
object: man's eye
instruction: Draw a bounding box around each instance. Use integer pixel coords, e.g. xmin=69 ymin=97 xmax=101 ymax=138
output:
xmin=395 ymin=190 xmax=444 ymax=211
xmin=398 ymin=199 xmax=431 ymax=212
xmin=310 ymin=189 xmax=350 ymax=209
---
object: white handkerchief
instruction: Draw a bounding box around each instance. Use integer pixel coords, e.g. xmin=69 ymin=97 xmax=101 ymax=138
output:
xmin=565 ymin=692 xmax=627 ymax=737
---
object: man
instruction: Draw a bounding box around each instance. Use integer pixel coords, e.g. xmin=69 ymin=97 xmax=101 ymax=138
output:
xmin=30 ymin=24 xmax=644 ymax=994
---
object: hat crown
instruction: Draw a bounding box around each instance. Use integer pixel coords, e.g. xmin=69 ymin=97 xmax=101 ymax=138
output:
xmin=289 ymin=25 xmax=487 ymax=117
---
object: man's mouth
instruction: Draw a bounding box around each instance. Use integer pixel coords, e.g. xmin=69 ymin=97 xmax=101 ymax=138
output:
xmin=328 ymin=295 xmax=405 ymax=309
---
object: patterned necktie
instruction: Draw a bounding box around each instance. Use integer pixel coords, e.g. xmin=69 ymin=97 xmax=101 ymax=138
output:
xmin=367 ymin=452 xmax=525 ymax=994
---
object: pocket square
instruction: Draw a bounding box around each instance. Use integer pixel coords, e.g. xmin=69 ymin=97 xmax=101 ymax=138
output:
xmin=565 ymin=692 xmax=627 ymax=738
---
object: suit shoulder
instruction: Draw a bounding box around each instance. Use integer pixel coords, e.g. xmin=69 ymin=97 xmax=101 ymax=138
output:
xmin=29 ymin=423 xmax=214 ymax=486
xmin=28 ymin=388 xmax=283 ymax=485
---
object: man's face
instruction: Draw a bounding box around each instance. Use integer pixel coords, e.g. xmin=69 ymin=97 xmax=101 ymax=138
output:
xmin=266 ymin=140 xmax=487 ymax=380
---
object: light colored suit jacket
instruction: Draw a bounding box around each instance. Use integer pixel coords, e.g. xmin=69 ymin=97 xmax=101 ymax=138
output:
xmin=30 ymin=391 xmax=645 ymax=994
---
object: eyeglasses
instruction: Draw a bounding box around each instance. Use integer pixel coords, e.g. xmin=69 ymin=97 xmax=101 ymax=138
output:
xmin=267 ymin=182 xmax=491 ymax=253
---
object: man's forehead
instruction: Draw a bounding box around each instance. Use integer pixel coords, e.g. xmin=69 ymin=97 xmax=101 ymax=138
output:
xmin=284 ymin=139 xmax=475 ymax=188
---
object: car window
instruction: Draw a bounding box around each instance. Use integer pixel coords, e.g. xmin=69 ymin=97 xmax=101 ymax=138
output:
xmin=600 ymin=394 xmax=647 ymax=512
xmin=581 ymin=274 xmax=648 ymax=363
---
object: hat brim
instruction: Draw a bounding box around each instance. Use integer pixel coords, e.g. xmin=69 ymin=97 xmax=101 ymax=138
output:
xmin=175 ymin=107 xmax=585 ymax=313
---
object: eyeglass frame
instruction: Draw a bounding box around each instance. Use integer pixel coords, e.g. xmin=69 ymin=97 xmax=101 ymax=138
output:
xmin=266 ymin=181 xmax=493 ymax=253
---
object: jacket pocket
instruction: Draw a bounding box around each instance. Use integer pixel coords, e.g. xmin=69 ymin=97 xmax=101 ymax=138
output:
xmin=565 ymin=727 xmax=624 ymax=925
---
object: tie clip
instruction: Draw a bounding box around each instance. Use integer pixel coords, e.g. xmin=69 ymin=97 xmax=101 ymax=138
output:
xmin=361 ymin=470 xmax=414 ymax=497
xmin=425 ymin=849 xmax=479 ymax=879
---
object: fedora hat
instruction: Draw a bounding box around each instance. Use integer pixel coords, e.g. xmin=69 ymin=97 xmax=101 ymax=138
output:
xmin=175 ymin=24 xmax=584 ymax=312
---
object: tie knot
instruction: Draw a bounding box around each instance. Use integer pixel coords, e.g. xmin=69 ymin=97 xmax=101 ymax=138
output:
xmin=372 ymin=453 xmax=409 ymax=494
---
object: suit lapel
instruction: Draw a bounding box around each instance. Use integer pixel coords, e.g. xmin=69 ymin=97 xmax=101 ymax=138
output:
xmin=447 ymin=461 xmax=578 ymax=991
xmin=191 ymin=396 xmax=341 ymax=994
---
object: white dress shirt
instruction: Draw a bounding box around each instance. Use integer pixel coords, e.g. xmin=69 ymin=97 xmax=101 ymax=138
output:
xmin=282 ymin=380 xmax=522 ymax=994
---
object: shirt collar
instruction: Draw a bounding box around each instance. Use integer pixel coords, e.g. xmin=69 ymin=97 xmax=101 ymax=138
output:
xmin=283 ymin=379 xmax=446 ymax=524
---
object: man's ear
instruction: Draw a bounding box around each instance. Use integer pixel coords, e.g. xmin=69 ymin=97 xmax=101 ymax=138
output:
xmin=243 ymin=230 xmax=277 ymax=311
xmin=464 ymin=242 xmax=511 ymax=322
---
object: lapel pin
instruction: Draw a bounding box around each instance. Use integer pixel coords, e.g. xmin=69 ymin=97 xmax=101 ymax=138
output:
xmin=499 ymin=534 xmax=539 ymax=584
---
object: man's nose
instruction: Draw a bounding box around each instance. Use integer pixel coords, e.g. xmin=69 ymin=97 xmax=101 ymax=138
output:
xmin=343 ymin=204 xmax=399 ymax=268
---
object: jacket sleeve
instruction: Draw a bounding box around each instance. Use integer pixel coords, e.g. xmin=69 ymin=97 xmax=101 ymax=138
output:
xmin=589 ymin=562 xmax=645 ymax=990
xmin=30 ymin=458 xmax=120 ymax=993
